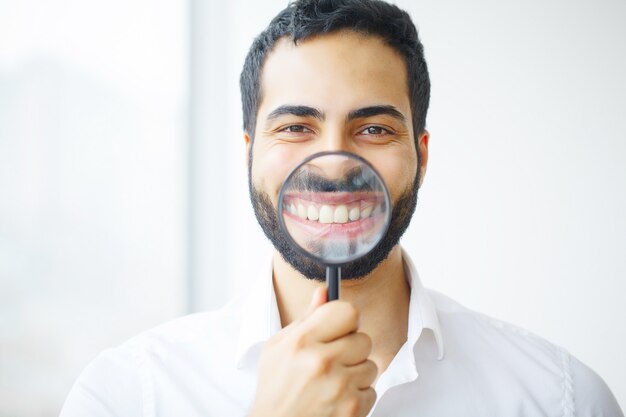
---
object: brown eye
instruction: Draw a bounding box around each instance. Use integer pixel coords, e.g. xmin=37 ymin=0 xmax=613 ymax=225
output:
xmin=283 ymin=125 xmax=310 ymax=133
xmin=360 ymin=126 xmax=389 ymax=135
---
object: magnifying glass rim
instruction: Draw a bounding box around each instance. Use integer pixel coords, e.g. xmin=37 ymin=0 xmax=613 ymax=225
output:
xmin=277 ymin=150 xmax=392 ymax=266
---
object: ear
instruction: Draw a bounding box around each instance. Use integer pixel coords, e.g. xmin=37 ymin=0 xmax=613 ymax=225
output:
xmin=244 ymin=131 xmax=251 ymax=168
xmin=417 ymin=130 xmax=430 ymax=188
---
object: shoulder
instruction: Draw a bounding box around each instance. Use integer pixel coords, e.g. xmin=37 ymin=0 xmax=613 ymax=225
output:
xmin=59 ymin=342 xmax=143 ymax=416
xmin=568 ymin=354 xmax=624 ymax=416
xmin=427 ymin=288 xmax=565 ymax=351
xmin=427 ymin=288 xmax=567 ymax=376
xmin=60 ymin=298 xmax=245 ymax=417
xmin=109 ymin=295 xmax=247 ymax=372
xmin=126 ymin=297 xmax=243 ymax=350
xmin=426 ymin=289 xmax=623 ymax=416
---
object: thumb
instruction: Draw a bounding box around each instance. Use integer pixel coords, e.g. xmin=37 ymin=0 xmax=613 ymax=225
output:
xmin=286 ymin=287 xmax=327 ymax=330
xmin=305 ymin=286 xmax=327 ymax=316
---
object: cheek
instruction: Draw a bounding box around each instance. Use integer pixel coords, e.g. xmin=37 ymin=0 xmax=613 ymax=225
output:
xmin=368 ymin=151 xmax=418 ymax=200
xmin=252 ymin=145 xmax=303 ymax=201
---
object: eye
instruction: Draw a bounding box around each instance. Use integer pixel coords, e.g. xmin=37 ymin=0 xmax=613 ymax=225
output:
xmin=281 ymin=125 xmax=312 ymax=133
xmin=359 ymin=126 xmax=391 ymax=136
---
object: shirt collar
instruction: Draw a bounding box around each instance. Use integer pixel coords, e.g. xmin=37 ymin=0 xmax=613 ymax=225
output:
xmin=401 ymin=247 xmax=445 ymax=361
xmin=235 ymin=258 xmax=281 ymax=369
xmin=235 ymin=247 xmax=444 ymax=369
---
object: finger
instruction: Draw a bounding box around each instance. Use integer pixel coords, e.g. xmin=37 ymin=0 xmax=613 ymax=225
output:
xmin=346 ymin=359 xmax=378 ymax=389
xmin=321 ymin=332 xmax=372 ymax=366
xmin=357 ymin=387 xmax=377 ymax=417
xmin=306 ymin=286 xmax=327 ymax=315
xmin=285 ymin=287 xmax=327 ymax=331
xmin=302 ymin=300 xmax=359 ymax=342
xmin=278 ymin=286 xmax=327 ymax=338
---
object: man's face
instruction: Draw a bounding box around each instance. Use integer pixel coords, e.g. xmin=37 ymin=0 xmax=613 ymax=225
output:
xmin=247 ymin=30 xmax=428 ymax=280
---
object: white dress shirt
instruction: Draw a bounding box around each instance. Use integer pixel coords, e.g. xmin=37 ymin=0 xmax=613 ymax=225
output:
xmin=60 ymin=249 xmax=623 ymax=417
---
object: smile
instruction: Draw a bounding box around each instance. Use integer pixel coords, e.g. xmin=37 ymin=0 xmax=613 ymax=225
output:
xmin=282 ymin=192 xmax=383 ymax=224
xmin=281 ymin=191 xmax=386 ymax=242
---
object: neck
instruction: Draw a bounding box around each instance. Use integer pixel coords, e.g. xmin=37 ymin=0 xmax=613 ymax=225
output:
xmin=272 ymin=245 xmax=410 ymax=374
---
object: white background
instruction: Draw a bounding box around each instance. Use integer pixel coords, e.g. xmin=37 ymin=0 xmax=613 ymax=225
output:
xmin=0 ymin=0 xmax=624 ymax=415
xmin=0 ymin=1 xmax=188 ymax=415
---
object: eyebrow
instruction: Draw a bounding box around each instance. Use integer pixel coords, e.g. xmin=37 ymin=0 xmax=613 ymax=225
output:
xmin=264 ymin=104 xmax=407 ymax=125
xmin=347 ymin=105 xmax=407 ymax=124
xmin=266 ymin=105 xmax=325 ymax=121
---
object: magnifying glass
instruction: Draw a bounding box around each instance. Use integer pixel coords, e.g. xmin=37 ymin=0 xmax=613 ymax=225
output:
xmin=277 ymin=151 xmax=392 ymax=301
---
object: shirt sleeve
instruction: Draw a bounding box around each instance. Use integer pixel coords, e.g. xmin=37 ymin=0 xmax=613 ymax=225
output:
xmin=570 ymin=354 xmax=624 ymax=417
xmin=59 ymin=346 xmax=145 ymax=417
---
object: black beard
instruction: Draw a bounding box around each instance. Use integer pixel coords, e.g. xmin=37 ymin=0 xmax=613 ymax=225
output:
xmin=249 ymin=167 xmax=419 ymax=281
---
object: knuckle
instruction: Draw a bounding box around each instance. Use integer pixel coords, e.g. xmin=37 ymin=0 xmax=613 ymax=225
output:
xmin=366 ymin=387 xmax=377 ymax=408
xmin=355 ymin=361 xmax=378 ymax=387
xmin=304 ymin=350 xmax=333 ymax=377
xmin=291 ymin=330 xmax=309 ymax=351
xmin=363 ymin=387 xmax=376 ymax=406
xmin=357 ymin=332 xmax=373 ymax=353
xmin=366 ymin=359 xmax=378 ymax=376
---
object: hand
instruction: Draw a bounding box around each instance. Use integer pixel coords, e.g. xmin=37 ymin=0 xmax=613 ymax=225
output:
xmin=248 ymin=287 xmax=377 ymax=417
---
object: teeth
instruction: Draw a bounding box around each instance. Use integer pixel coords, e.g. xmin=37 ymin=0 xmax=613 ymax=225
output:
xmin=334 ymin=205 xmax=348 ymax=223
xmin=349 ymin=206 xmax=360 ymax=221
xmin=307 ymin=205 xmax=319 ymax=221
xmin=289 ymin=200 xmax=375 ymax=223
xmin=297 ymin=203 xmax=307 ymax=219
xmin=319 ymin=205 xmax=334 ymax=224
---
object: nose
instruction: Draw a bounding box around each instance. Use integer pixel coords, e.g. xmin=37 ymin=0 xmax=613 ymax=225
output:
xmin=318 ymin=126 xmax=352 ymax=154
xmin=305 ymin=127 xmax=358 ymax=180
xmin=306 ymin=152 xmax=360 ymax=182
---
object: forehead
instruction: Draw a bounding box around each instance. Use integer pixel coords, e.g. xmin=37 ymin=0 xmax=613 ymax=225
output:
xmin=258 ymin=30 xmax=410 ymax=121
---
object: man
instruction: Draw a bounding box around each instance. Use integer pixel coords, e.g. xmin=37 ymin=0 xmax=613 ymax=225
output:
xmin=60 ymin=0 xmax=623 ymax=416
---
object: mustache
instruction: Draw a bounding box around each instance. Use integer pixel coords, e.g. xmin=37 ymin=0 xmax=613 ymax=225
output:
xmin=285 ymin=165 xmax=376 ymax=193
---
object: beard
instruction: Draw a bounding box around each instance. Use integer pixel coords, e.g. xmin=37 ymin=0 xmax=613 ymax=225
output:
xmin=249 ymin=164 xmax=419 ymax=281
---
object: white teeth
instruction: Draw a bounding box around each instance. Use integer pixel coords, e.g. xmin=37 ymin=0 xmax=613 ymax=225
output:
xmin=334 ymin=205 xmax=348 ymax=223
xmin=307 ymin=205 xmax=319 ymax=221
xmin=349 ymin=206 xmax=360 ymax=221
xmin=372 ymin=205 xmax=382 ymax=216
xmin=290 ymin=201 xmax=372 ymax=223
xmin=297 ymin=203 xmax=307 ymax=219
xmin=319 ymin=205 xmax=334 ymax=224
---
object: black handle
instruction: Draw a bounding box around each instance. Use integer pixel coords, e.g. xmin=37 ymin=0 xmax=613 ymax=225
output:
xmin=326 ymin=266 xmax=341 ymax=301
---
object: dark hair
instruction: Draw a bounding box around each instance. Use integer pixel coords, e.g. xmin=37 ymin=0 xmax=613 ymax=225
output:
xmin=240 ymin=0 xmax=430 ymax=151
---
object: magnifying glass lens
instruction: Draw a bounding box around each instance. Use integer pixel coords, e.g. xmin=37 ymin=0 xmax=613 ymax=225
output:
xmin=278 ymin=152 xmax=391 ymax=265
